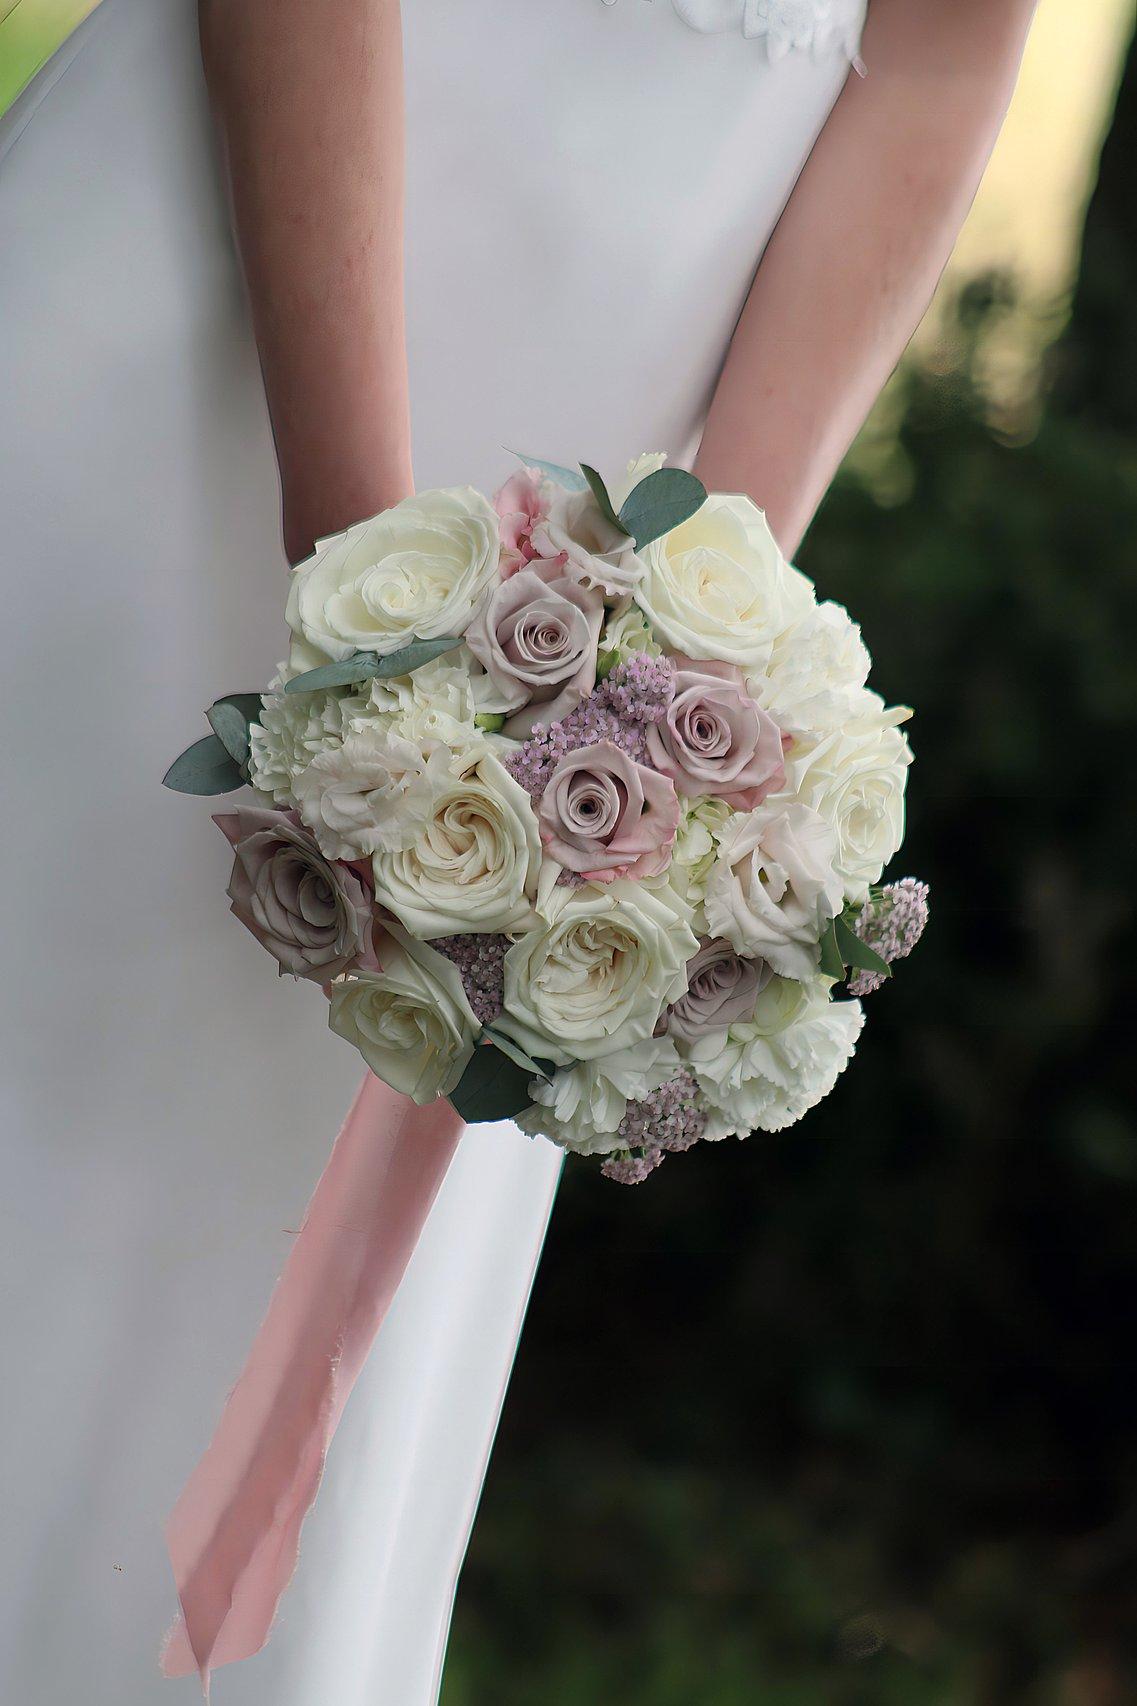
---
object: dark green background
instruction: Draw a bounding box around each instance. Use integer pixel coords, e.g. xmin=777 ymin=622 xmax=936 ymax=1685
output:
xmin=445 ymin=36 xmax=1137 ymax=1706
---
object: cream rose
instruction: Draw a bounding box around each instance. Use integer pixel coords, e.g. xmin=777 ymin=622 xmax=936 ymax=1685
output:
xmin=498 ymin=879 xmax=698 ymax=1061
xmin=635 ymin=493 xmax=811 ymax=671
xmin=370 ymin=751 xmax=541 ymax=939
xmin=781 ymin=704 xmax=912 ymax=900
xmin=689 ymin=981 xmax=864 ymax=1137
xmin=286 ymin=488 xmax=501 ymax=669
xmin=518 ymin=1036 xmax=682 ymax=1156
xmin=328 ymin=924 xmax=480 ymax=1103
xmin=292 ymin=730 xmax=450 ymax=861
xmin=705 ymin=802 xmax=843 ymax=982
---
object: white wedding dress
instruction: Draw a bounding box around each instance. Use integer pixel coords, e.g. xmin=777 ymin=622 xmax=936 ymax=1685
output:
xmin=0 ymin=1 xmax=865 ymax=1700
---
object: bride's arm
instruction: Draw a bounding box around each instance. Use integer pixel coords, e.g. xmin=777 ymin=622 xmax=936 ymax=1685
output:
xmin=694 ymin=0 xmax=1038 ymax=556
xmin=198 ymin=0 xmax=410 ymax=564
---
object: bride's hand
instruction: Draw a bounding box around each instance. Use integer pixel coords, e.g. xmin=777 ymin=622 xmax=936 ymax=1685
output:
xmin=694 ymin=0 xmax=1038 ymax=557
xmin=199 ymin=0 xmax=413 ymax=565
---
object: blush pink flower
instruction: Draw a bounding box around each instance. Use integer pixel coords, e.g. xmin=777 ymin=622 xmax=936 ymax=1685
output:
xmin=493 ymin=467 xmax=550 ymax=576
xmin=645 ymin=654 xmax=787 ymax=808
xmin=538 ymin=740 xmax=680 ymax=883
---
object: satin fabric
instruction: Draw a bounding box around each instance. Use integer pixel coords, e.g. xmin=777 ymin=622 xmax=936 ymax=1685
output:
xmin=0 ymin=0 xmax=857 ymax=1700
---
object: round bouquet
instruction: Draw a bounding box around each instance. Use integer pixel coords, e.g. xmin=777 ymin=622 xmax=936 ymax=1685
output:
xmin=167 ymin=454 xmax=927 ymax=1182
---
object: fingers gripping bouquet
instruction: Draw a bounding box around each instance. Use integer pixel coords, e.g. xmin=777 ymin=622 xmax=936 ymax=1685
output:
xmin=167 ymin=454 xmax=928 ymax=1182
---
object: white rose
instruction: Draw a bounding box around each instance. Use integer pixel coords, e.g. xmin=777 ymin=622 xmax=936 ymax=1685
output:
xmin=754 ymin=600 xmax=872 ymax=736
xmin=499 ymin=879 xmax=698 ymax=1062
xmin=705 ymin=802 xmax=843 ymax=982
xmin=293 ymin=729 xmax=450 ymax=860
xmin=518 ymin=1036 xmax=681 ymax=1156
xmin=328 ymin=924 xmax=479 ymax=1103
xmin=781 ymin=704 xmax=912 ymax=900
xmin=371 ymin=750 xmax=542 ymax=939
xmin=635 ymin=493 xmax=811 ymax=671
xmin=286 ymin=487 xmax=501 ymax=669
xmin=689 ymin=979 xmax=863 ymax=1136
xmin=532 ymin=489 xmax=645 ymax=598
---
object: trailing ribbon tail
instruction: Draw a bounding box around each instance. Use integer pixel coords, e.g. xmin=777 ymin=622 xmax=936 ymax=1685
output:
xmin=161 ymin=1074 xmax=463 ymax=1693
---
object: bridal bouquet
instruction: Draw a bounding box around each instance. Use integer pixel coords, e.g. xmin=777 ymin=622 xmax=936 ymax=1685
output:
xmin=166 ymin=454 xmax=927 ymax=1181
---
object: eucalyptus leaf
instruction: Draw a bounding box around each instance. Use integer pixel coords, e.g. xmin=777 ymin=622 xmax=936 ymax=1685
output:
xmin=448 ymin=1044 xmax=546 ymax=1124
xmin=371 ymin=635 xmax=463 ymax=679
xmin=207 ymin=699 xmax=252 ymax=769
xmin=834 ymin=913 xmax=892 ymax=980
xmin=285 ymin=635 xmax=462 ymax=696
xmin=216 ymin=692 xmax=265 ymax=728
xmin=818 ymin=922 xmax=846 ymax=982
xmin=163 ymin=734 xmax=246 ymax=796
xmin=580 ymin=463 xmax=630 ymax=537
xmin=506 ymin=451 xmax=589 ymax=493
xmin=284 ymin=652 xmax=381 ymax=694
xmin=482 ymin=1027 xmax=553 ymax=1081
xmin=618 ymin=468 xmax=707 ymax=550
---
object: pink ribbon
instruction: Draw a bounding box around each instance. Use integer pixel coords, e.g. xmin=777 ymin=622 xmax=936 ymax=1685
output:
xmin=161 ymin=1073 xmax=463 ymax=1694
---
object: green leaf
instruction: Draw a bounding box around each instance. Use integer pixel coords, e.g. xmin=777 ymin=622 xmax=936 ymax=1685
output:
xmin=595 ymin=648 xmax=619 ymax=681
xmin=505 ymin=451 xmax=589 ymax=493
xmin=371 ymin=635 xmax=464 ymax=679
xmin=482 ymin=1027 xmax=553 ymax=1081
xmin=284 ymin=652 xmax=382 ymax=694
xmin=448 ymin=1044 xmax=545 ymax=1123
xmin=163 ymin=734 xmax=246 ymax=796
xmin=285 ymin=636 xmax=462 ymax=696
xmin=618 ymin=468 xmax=707 ymax=550
xmin=834 ymin=914 xmax=892 ymax=980
xmin=207 ymin=699 xmax=253 ymax=770
xmin=818 ymin=922 xmax=846 ymax=982
xmin=216 ymin=692 xmax=265 ymax=728
xmin=474 ymin=712 xmax=507 ymax=734
xmin=580 ymin=464 xmax=630 ymax=537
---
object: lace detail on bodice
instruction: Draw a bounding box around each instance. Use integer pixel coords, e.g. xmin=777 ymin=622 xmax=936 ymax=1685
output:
xmin=604 ymin=0 xmax=867 ymax=60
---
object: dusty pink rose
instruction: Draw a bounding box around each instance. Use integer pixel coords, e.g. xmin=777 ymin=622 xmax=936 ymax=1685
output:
xmin=668 ymin=938 xmax=771 ymax=1044
xmin=466 ymin=559 xmax=604 ymax=738
xmin=645 ymin=655 xmax=787 ymax=808
xmin=538 ymin=741 xmax=680 ymax=882
xmin=215 ymin=807 xmax=376 ymax=980
xmin=493 ymin=467 xmax=550 ymax=576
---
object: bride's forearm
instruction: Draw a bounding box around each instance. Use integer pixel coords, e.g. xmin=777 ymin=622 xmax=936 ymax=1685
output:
xmin=694 ymin=0 xmax=1037 ymax=557
xmin=199 ymin=0 xmax=410 ymax=563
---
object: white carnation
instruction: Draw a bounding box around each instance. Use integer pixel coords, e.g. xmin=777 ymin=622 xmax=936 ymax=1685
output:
xmin=518 ymin=1036 xmax=681 ymax=1156
xmin=753 ymin=600 xmax=872 ymax=736
xmin=705 ymin=802 xmax=844 ymax=982
xmin=247 ymin=680 xmax=352 ymax=806
xmin=668 ymin=795 xmax=733 ymax=930
xmin=688 ymin=979 xmax=864 ymax=1137
xmin=286 ymin=487 xmax=501 ymax=670
xmin=292 ymin=729 xmax=449 ymax=861
xmin=350 ymin=650 xmax=482 ymax=750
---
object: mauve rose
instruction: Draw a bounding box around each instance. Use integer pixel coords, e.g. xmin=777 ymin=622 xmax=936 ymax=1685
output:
xmin=539 ymin=741 xmax=680 ymax=882
xmin=646 ymin=655 xmax=787 ymax=809
xmin=668 ymin=938 xmax=771 ymax=1044
xmin=493 ymin=467 xmax=549 ymax=576
xmin=215 ymin=807 xmax=376 ymax=981
xmin=466 ymin=559 xmax=604 ymax=739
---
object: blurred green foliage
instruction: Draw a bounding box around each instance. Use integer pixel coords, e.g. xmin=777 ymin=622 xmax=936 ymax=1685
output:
xmin=445 ymin=40 xmax=1137 ymax=1706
